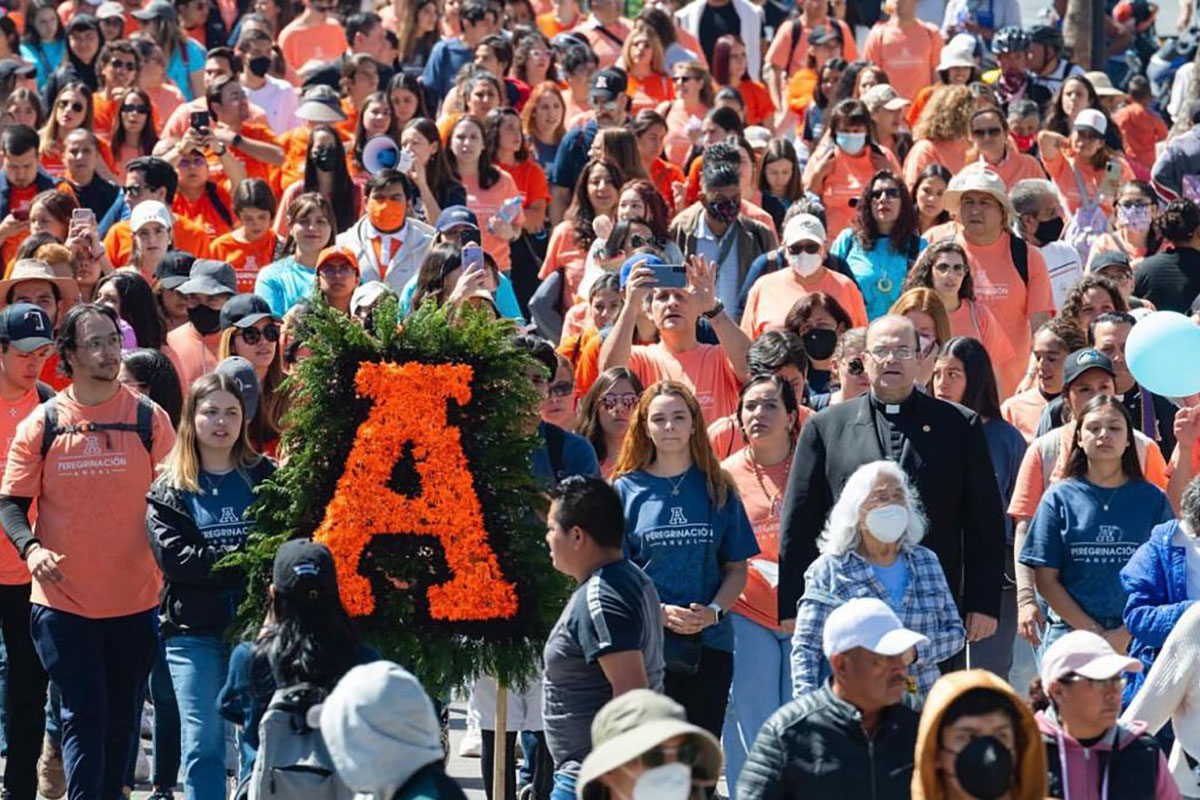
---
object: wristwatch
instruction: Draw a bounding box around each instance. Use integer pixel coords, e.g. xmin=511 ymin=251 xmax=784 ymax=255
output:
xmin=707 ymin=602 xmax=725 ymax=623
xmin=213 ymin=143 xmax=227 ymax=156
xmin=702 ymin=300 xmax=724 ymax=319
xmin=232 ymin=133 xmax=244 ymax=148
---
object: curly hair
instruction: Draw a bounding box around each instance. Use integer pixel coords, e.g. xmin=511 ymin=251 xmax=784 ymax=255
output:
xmin=1156 ymin=198 xmax=1200 ymax=244
xmin=1059 ymin=274 xmax=1128 ymax=327
xmin=903 ymin=239 xmax=975 ymax=301
xmin=912 ymin=84 xmax=973 ymax=143
xmin=853 ymin=170 xmax=919 ymax=253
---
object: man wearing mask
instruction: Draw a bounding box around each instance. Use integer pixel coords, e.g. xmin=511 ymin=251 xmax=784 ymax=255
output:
xmin=779 ymin=315 xmax=1006 ymax=651
xmin=671 ymin=142 xmax=779 ymax=318
xmin=548 ymin=67 xmax=632 ymax=224
xmin=335 ymin=169 xmax=435 ymax=294
xmin=165 ymin=260 xmax=236 ymax=386
xmin=63 ymin=130 xmax=122 ymax=235
xmin=739 ymin=598 xmax=923 ymax=799
xmin=236 ymin=28 xmax=299 ymax=135
xmin=987 ymin=27 xmax=1052 ymax=114
xmin=1011 ymin=178 xmax=1083 ymax=313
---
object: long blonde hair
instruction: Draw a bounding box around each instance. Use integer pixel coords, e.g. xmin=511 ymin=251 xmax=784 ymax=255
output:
xmin=611 ymin=380 xmax=735 ymax=508
xmin=217 ymin=326 xmax=286 ymax=443
xmin=620 ymin=28 xmax=667 ymax=77
xmin=156 ymin=372 xmax=261 ymax=492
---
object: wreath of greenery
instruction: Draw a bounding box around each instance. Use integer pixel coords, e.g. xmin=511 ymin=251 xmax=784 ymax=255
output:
xmin=227 ymin=299 xmax=571 ymax=692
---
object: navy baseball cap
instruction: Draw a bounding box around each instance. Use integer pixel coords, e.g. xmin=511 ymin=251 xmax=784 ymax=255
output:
xmin=178 ymin=260 xmax=237 ymax=296
xmin=1063 ymin=348 xmax=1116 ymax=387
xmin=435 ymin=205 xmax=479 ymax=232
xmin=155 ymin=250 xmax=196 ymax=290
xmin=590 ymin=67 xmax=628 ymax=102
xmin=214 ymin=356 xmax=261 ymax=420
xmin=0 ymin=303 xmax=53 ymax=352
xmin=273 ymin=539 xmax=340 ymax=602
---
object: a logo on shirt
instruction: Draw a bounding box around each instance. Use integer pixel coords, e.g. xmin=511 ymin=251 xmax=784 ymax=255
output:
xmin=219 ymin=506 xmax=240 ymax=525
xmin=5 ymin=407 xmax=15 ymax=417
xmin=81 ymin=435 xmax=102 ymax=456
xmin=56 ymin=432 xmax=130 ymax=476
xmin=668 ymin=507 xmax=687 ymax=526
xmin=1096 ymin=525 xmax=1122 ymax=543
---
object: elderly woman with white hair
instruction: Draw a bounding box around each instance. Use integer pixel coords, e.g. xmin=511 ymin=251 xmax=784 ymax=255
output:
xmin=790 ymin=460 xmax=966 ymax=699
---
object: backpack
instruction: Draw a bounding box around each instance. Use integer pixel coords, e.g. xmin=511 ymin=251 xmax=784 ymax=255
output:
xmin=40 ymin=393 xmax=153 ymax=458
xmin=544 ymin=422 xmax=566 ymax=486
xmin=248 ymin=682 xmax=355 ymax=800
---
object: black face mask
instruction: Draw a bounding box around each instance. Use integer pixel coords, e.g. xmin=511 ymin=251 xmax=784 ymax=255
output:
xmin=1034 ymin=215 xmax=1065 ymax=244
xmin=312 ymin=147 xmax=337 ymax=172
xmin=247 ymin=55 xmax=272 ymax=78
xmin=953 ymin=736 xmax=1014 ymax=800
xmin=187 ymin=305 xmax=222 ymax=336
xmin=802 ymin=328 xmax=837 ymax=361
xmin=705 ymin=197 xmax=740 ymax=225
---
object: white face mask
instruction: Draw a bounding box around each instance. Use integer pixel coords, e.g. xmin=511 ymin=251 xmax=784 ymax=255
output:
xmin=628 ymin=763 xmax=691 ymax=800
xmin=788 ymin=250 xmax=822 ymax=277
xmin=864 ymin=504 xmax=908 ymax=543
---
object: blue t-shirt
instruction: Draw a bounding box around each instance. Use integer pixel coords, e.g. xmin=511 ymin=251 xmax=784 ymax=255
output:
xmin=549 ymin=119 xmax=598 ymax=192
xmin=166 ymin=39 xmax=208 ymax=101
xmin=183 ymin=469 xmax=259 ymax=555
xmin=531 ymin=421 xmax=601 ymax=486
xmin=613 ymin=467 xmax=759 ymax=651
xmin=828 ymin=229 xmax=926 ymax=321
xmin=254 ymin=256 xmax=316 ymax=318
xmin=20 ymin=40 xmax=65 ymax=90
xmin=871 ymin=558 xmax=910 ymax=607
xmin=1020 ymin=477 xmax=1175 ymax=625
xmin=421 ymin=37 xmax=472 ymax=107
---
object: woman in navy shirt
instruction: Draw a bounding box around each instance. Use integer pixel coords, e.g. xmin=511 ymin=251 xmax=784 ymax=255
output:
xmin=612 ymin=380 xmax=758 ymax=738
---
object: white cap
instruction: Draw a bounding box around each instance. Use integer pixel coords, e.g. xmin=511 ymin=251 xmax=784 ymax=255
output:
xmin=96 ymin=1 xmax=124 ymax=19
xmin=783 ymin=213 xmax=826 ymax=246
xmin=1074 ymin=108 xmax=1108 ymax=137
xmin=862 ymin=84 xmax=910 ymax=112
xmin=937 ymin=33 xmax=977 ymax=71
xmin=744 ymin=125 xmax=772 ymax=150
xmin=1040 ymin=630 xmax=1142 ymax=687
xmin=130 ymin=200 xmax=173 ymax=233
xmin=822 ymin=597 xmax=929 ymax=659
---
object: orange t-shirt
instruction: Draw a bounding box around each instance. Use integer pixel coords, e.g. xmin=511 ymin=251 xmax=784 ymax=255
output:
xmin=1113 ymin=103 xmax=1168 ymax=176
xmin=946 ymin=298 xmax=1021 ymax=399
xmin=105 ymin=216 xmax=212 ymax=268
xmin=166 ymin=322 xmax=222 ymax=389
xmin=461 ymin=169 xmax=524 ymax=273
xmin=861 ymin=19 xmax=942 ymax=103
xmin=278 ymin=18 xmax=348 ymax=74
xmin=903 ymin=138 xmax=970 ymax=188
xmin=536 ymin=10 xmax=583 ymax=37
xmin=1 ymin=385 xmax=175 ymax=618
xmin=627 ymin=72 xmax=675 ymax=115
xmin=1000 ymin=386 xmax=1051 ymax=443
xmin=1 ymin=184 xmax=38 ymax=268
xmin=805 ymin=146 xmax=903 ymax=238
xmin=39 ymin=356 xmax=69 ymax=392
xmin=210 ymin=121 xmax=280 ymax=190
xmin=539 ymin=221 xmax=590 ymax=304
xmin=1007 ymin=423 xmax=1168 ymax=519
xmin=766 ymin=17 xmax=857 ymax=76
xmin=724 ymin=447 xmax=790 ymax=630
xmin=906 ymin=84 xmax=935 ymax=129
xmin=0 ymin=388 xmax=39 ymax=585
xmin=627 ymin=341 xmax=741 ymax=422
xmin=975 ymin=150 xmax=1047 ymax=191
xmin=956 ymin=231 xmax=1055 ymax=367
xmin=1040 ymin=146 xmax=1135 ymax=215
xmin=741 ymin=267 xmax=869 ymax=338
xmin=734 ymin=79 xmax=775 ymax=128
xmin=210 ymin=231 xmax=282 ymax=293
xmin=650 ymin=158 xmax=686 ymax=215
xmin=172 ymin=186 xmax=235 ymax=240
xmin=497 ymin=158 xmax=551 ymax=209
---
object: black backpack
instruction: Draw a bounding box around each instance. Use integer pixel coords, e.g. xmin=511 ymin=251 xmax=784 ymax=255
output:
xmin=40 ymin=393 xmax=154 ymax=458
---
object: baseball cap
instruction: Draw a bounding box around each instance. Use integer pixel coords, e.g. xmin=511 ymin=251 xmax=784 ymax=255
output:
xmin=0 ymin=303 xmax=54 ymax=352
xmin=862 ymin=84 xmax=910 ymax=113
xmin=744 ymin=125 xmax=772 ymax=150
xmin=178 ymin=260 xmax=237 ymax=296
xmin=96 ymin=1 xmax=125 ymax=19
xmin=1040 ymin=630 xmax=1141 ymax=687
xmin=0 ymin=59 xmax=35 ymax=81
xmin=131 ymin=0 xmax=175 ymax=21
xmin=822 ymin=597 xmax=929 ymax=659
xmin=577 ymin=690 xmax=721 ymax=800
xmin=590 ymin=67 xmax=628 ymax=103
xmin=619 ymin=252 xmax=663 ymax=289
xmin=783 ymin=213 xmax=826 ymax=246
xmin=435 ymin=205 xmax=479 ymax=232
xmin=1089 ymin=249 xmax=1133 ymax=274
xmin=213 ymin=356 xmax=261 ymax=420
xmin=130 ymin=200 xmax=173 ymax=234
xmin=1062 ymin=348 xmax=1116 ymax=387
xmin=1074 ymin=108 xmax=1108 ymax=138
xmin=350 ymin=280 xmax=390 ymax=317
xmin=155 ymin=250 xmax=196 ymax=290
xmin=316 ymin=246 xmax=360 ymax=274
xmin=220 ymin=293 xmax=274 ymax=330
xmin=808 ymin=23 xmax=842 ymax=46
xmin=295 ymin=85 xmax=347 ymax=123
xmin=272 ymin=539 xmax=340 ymax=602
xmin=65 ymin=13 xmax=100 ymax=33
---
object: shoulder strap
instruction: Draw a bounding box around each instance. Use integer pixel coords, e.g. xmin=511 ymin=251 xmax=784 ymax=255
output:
xmin=35 ymin=381 xmax=54 ymax=403
xmin=545 ymin=423 xmax=565 ymax=483
xmin=592 ymin=24 xmax=624 ymax=47
xmin=1009 ymin=234 xmax=1029 ymax=286
xmin=40 ymin=395 xmax=59 ymax=459
xmin=135 ymin=394 xmax=153 ymax=454
xmin=205 ymin=182 xmax=234 ymax=228
xmin=789 ymin=18 xmax=801 ymax=67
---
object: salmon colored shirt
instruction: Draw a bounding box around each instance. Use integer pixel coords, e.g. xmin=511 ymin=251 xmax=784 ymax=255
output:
xmin=1086 ymin=231 xmax=1152 ymax=271
xmin=861 ymin=18 xmax=942 ymax=102
xmin=145 ymin=84 xmax=186 ymax=131
xmin=903 ymin=138 xmax=970 ymax=189
xmin=1113 ymin=103 xmax=1168 ymax=177
xmin=461 ymin=169 xmax=524 ymax=272
xmin=741 ymin=267 xmax=869 ymax=338
xmin=766 ymin=17 xmax=857 ymax=76
xmin=0 ymin=388 xmax=39 ymax=585
xmin=708 ymin=405 xmax=813 ymax=462
xmin=628 ymin=341 xmax=742 ymax=422
xmin=659 ymin=99 xmax=706 ymax=167
xmin=279 ymin=18 xmax=348 ymax=74
xmin=536 ymin=9 xmax=583 ymax=37
xmin=579 ymin=17 xmax=633 ymax=70
xmin=1008 ymin=422 xmax=1168 ymax=519
xmin=627 ymin=72 xmax=674 ymax=114
xmin=210 ymin=231 xmax=283 ymax=293
xmin=805 ymin=146 xmax=903 ymax=238
xmin=1 ymin=385 xmax=175 ymax=618
xmin=976 ymin=149 xmax=1048 ymax=191
xmin=540 ymin=221 xmax=591 ymax=304
xmin=1040 ymin=146 xmax=1135 ymax=215
xmin=105 ymin=216 xmax=212 ymax=268
xmin=166 ymin=322 xmax=222 ymax=389
xmin=172 ymin=185 xmax=234 ymax=240
xmin=1001 ymin=386 xmax=1052 ymax=442
xmin=724 ymin=447 xmax=791 ymax=630
xmin=945 ymin=298 xmax=1021 ymax=399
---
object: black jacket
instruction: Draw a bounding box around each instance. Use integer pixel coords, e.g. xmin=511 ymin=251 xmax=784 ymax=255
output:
xmin=777 ymin=391 xmax=1006 ymax=622
xmin=738 ymin=683 xmax=919 ymax=800
xmin=146 ymin=459 xmax=275 ymax=639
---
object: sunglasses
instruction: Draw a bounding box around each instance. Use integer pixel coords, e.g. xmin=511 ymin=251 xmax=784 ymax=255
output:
xmin=318 ymin=263 xmax=357 ymax=278
xmin=600 ymin=392 xmax=638 ymax=411
xmin=672 ymin=75 xmax=698 ymax=84
xmin=628 ymin=233 xmax=650 ymax=249
xmin=641 ymin=741 xmax=701 ymax=768
xmin=546 ymin=381 xmax=573 ymax=398
xmin=110 ymin=59 xmax=137 ymax=71
xmin=870 ymin=187 xmax=901 ymax=200
xmin=1117 ymin=201 xmax=1152 ymax=209
xmin=57 ymin=99 xmax=84 ymax=113
xmin=971 ymin=126 xmax=1003 ymax=138
xmin=238 ymin=323 xmax=280 ymax=344
xmin=124 ymin=184 xmax=147 ymax=197
xmin=787 ymin=242 xmax=821 ymax=255
xmin=122 ymin=103 xmax=150 ymax=114
xmin=178 ymin=155 xmax=207 ymax=168
xmin=847 ymin=357 xmax=864 ymax=375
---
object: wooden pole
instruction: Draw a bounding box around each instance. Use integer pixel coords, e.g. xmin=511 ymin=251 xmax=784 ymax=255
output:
xmin=493 ymin=680 xmax=508 ymax=800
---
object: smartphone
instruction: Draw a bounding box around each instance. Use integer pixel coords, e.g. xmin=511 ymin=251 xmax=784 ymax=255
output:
xmin=648 ymin=263 xmax=687 ymax=289
xmin=396 ymin=149 xmax=415 ymax=173
xmin=71 ymin=208 xmax=95 ymax=227
xmin=463 ymin=242 xmax=484 ymax=274
xmin=11 ymin=207 xmax=28 ymax=221
xmin=190 ymin=110 xmax=209 ymax=130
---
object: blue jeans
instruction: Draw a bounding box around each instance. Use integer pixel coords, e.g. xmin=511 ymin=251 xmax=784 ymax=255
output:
xmin=723 ymin=613 xmax=792 ymax=800
xmin=550 ymin=770 xmax=576 ymax=800
xmin=166 ymin=634 xmax=229 ymax=800
xmin=30 ymin=605 xmax=158 ymax=800
xmin=149 ymin=643 xmax=181 ymax=790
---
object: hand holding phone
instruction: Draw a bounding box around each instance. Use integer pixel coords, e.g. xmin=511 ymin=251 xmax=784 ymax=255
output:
xmin=648 ymin=264 xmax=687 ymax=289
xmin=463 ymin=242 xmax=484 ymax=274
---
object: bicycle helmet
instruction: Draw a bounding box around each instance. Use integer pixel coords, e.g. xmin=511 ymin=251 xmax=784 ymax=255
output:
xmin=992 ymin=26 xmax=1031 ymax=55
xmin=1029 ymin=24 xmax=1062 ymax=50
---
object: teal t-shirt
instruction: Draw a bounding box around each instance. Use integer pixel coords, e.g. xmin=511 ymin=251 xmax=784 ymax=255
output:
xmin=871 ymin=558 xmax=910 ymax=608
xmin=166 ymin=38 xmax=208 ymax=101
xmin=829 ymin=229 xmax=926 ymax=320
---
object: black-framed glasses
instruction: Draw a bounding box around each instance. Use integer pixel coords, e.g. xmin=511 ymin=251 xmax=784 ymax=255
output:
xmin=110 ymin=59 xmax=137 ymax=71
xmin=787 ymin=242 xmax=821 ymax=255
xmin=124 ymin=184 xmax=147 ymax=197
xmin=870 ymin=187 xmax=901 ymax=200
xmin=122 ymin=103 xmax=150 ymax=115
xmin=971 ymin=126 xmax=1003 ymax=138
xmin=642 ymin=741 xmax=701 ymax=768
xmin=318 ymin=263 xmax=357 ymax=278
xmin=238 ymin=324 xmax=280 ymax=344
xmin=847 ymin=357 xmax=864 ymax=375
xmin=57 ymin=99 xmax=84 ymax=113
xmin=547 ymin=381 xmax=573 ymax=398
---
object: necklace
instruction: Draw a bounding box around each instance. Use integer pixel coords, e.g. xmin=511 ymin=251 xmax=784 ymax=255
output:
xmin=666 ymin=470 xmax=689 ymax=497
xmin=1099 ymin=485 xmax=1121 ymax=512
xmin=200 ymin=473 xmax=221 ymax=497
xmin=747 ymin=447 xmax=791 ymax=520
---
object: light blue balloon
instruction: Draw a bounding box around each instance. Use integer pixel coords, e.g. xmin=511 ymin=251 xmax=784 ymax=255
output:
xmin=1127 ymin=311 xmax=1200 ymax=398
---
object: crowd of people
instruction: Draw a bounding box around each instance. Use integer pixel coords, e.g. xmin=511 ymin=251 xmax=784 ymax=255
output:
xmin=0 ymin=0 xmax=1197 ymax=795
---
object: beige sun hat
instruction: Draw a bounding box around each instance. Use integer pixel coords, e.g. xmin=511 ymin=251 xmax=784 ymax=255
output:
xmin=941 ymin=164 xmax=1017 ymax=224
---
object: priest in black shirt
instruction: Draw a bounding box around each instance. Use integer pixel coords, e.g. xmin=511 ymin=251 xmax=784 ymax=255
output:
xmin=63 ymin=129 xmax=121 ymax=233
xmin=778 ymin=315 xmax=1005 ymax=645
xmin=1134 ymin=198 xmax=1200 ymax=314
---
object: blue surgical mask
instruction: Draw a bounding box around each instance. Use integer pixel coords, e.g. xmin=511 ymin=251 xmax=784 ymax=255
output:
xmin=836 ymin=132 xmax=867 ymax=155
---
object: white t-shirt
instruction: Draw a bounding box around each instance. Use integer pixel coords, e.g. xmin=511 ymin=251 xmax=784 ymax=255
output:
xmin=1170 ymin=62 xmax=1195 ymax=123
xmin=244 ymin=76 xmax=300 ymax=135
xmin=1039 ymin=240 xmax=1083 ymax=312
xmin=1172 ymin=525 xmax=1200 ymax=600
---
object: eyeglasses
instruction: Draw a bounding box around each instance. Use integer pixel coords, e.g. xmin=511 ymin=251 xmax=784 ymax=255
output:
xmin=866 ymin=346 xmax=914 ymax=361
xmin=178 ymin=154 xmax=207 ymax=168
xmin=122 ymin=103 xmax=150 ymax=114
xmin=77 ymin=333 xmax=122 ymax=353
xmin=970 ymin=126 xmax=1004 ymax=138
xmin=547 ymin=381 xmax=573 ymax=398
xmin=1117 ymin=200 xmax=1152 ymax=209
xmin=528 ymin=49 xmax=550 ymax=59
xmin=57 ymin=99 xmax=84 ymax=113
xmin=124 ymin=184 xmax=147 ymax=197
xmin=847 ymin=357 xmax=864 ymax=375
xmin=109 ymin=59 xmax=137 ymax=71
xmin=787 ymin=242 xmax=821 ymax=255
xmin=628 ymin=233 xmax=650 ymax=249
xmin=672 ymin=75 xmax=697 ymax=84
xmin=1061 ymin=674 xmax=1123 ymax=689
xmin=933 ymin=261 xmax=966 ymax=275
xmin=238 ymin=323 xmax=280 ymax=344
xmin=600 ymin=392 xmax=638 ymax=411
xmin=318 ymin=263 xmax=357 ymax=278
xmin=870 ymin=187 xmax=901 ymax=201
xmin=641 ymin=741 xmax=701 ymax=768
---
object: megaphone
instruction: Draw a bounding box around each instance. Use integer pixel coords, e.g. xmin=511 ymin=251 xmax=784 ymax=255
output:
xmin=362 ymin=135 xmax=401 ymax=175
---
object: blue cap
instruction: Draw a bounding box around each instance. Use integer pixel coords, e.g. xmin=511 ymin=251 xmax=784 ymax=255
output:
xmin=618 ymin=252 xmax=663 ymax=289
xmin=0 ymin=303 xmax=53 ymax=352
xmin=435 ymin=205 xmax=479 ymax=232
